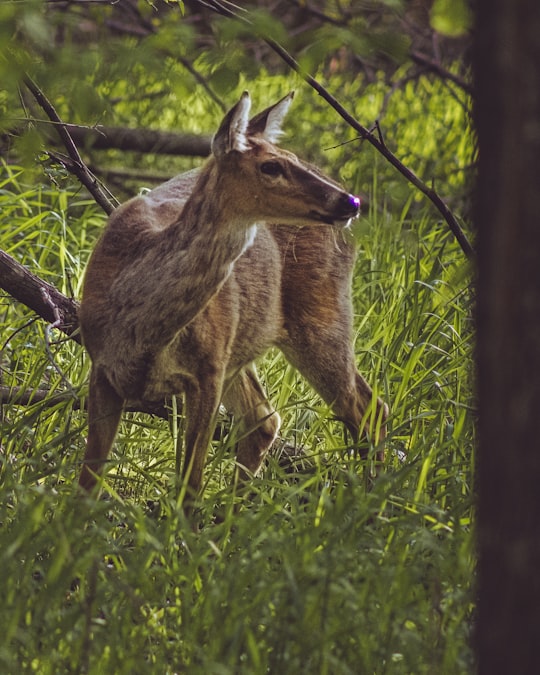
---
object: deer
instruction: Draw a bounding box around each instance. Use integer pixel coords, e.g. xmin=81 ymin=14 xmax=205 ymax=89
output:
xmin=78 ymin=91 xmax=388 ymax=508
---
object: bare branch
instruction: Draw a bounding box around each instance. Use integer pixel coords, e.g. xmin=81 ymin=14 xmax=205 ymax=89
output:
xmin=411 ymin=50 xmax=473 ymax=96
xmin=273 ymin=61 xmax=474 ymax=259
xmin=23 ymin=75 xmax=118 ymax=216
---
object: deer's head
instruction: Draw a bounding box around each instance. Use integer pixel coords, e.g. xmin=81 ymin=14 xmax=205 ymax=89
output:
xmin=211 ymin=92 xmax=360 ymax=228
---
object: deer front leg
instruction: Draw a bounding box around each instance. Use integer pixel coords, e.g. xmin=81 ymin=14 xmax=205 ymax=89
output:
xmin=79 ymin=366 xmax=124 ymax=491
xmin=222 ymin=364 xmax=281 ymax=482
xmin=181 ymin=375 xmax=224 ymax=512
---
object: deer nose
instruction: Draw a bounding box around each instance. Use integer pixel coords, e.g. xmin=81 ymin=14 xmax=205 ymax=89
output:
xmin=338 ymin=193 xmax=361 ymax=217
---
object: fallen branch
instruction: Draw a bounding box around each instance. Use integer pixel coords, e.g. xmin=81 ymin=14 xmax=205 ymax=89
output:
xmin=0 ymin=385 xmax=170 ymax=419
xmin=0 ymin=250 xmax=80 ymax=341
xmin=63 ymin=124 xmax=211 ymax=157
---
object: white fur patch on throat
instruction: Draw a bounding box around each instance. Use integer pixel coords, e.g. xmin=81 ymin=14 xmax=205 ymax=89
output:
xmin=243 ymin=224 xmax=258 ymax=251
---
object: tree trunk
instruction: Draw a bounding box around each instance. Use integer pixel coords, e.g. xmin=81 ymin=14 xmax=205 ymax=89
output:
xmin=475 ymin=1 xmax=540 ymax=672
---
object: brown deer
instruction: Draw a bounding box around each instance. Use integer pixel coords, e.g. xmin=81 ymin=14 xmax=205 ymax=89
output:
xmin=78 ymin=91 xmax=388 ymax=503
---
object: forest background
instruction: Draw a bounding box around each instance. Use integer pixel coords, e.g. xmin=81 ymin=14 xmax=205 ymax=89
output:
xmin=0 ymin=0 xmax=497 ymax=672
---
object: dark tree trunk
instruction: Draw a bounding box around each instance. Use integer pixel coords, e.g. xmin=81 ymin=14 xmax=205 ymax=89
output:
xmin=475 ymin=1 xmax=540 ymax=673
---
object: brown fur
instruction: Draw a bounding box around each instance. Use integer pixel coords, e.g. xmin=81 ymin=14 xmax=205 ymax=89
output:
xmin=78 ymin=92 xmax=388 ymax=503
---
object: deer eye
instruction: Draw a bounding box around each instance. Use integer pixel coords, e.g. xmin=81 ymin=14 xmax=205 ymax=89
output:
xmin=260 ymin=161 xmax=284 ymax=177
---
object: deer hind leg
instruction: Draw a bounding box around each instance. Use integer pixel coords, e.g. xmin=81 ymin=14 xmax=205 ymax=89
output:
xmin=80 ymin=367 xmax=124 ymax=491
xmin=282 ymin=336 xmax=388 ymax=466
xmin=222 ymin=364 xmax=281 ymax=481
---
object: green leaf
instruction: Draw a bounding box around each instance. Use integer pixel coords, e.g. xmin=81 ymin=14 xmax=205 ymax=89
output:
xmin=430 ymin=0 xmax=472 ymax=37
xmin=209 ymin=64 xmax=240 ymax=96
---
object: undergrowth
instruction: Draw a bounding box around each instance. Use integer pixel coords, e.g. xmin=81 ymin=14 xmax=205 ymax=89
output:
xmin=0 ymin=159 xmax=475 ymax=673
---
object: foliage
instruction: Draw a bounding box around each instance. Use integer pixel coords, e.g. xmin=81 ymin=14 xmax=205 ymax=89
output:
xmin=1 ymin=1 xmax=472 ymax=194
xmin=1 ymin=2 xmax=475 ymax=673
xmin=431 ymin=0 xmax=473 ymax=37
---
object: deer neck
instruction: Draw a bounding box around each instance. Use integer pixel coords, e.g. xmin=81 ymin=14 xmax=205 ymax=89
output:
xmin=109 ymin=162 xmax=259 ymax=363
xmin=168 ymin=163 xmax=258 ymax=281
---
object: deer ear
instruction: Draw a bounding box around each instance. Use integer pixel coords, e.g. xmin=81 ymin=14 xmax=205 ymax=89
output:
xmin=212 ymin=91 xmax=251 ymax=158
xmin=247 ymin=91 xmax=294 ymax=142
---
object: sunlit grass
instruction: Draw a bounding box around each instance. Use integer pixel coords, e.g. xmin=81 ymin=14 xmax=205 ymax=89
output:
xmin=0 ymin=160 xmax=474 ymax=673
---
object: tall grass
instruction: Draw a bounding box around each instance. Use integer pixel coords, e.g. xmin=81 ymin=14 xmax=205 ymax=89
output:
xmin=0 ymin=161 xmax=475 ymax=674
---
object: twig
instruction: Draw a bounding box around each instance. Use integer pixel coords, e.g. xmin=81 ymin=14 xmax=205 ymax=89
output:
xmin=23 ymin=75 xmax=118 ymax=215
xmin=0 ymin=317 xmax=38 ymax=354
xmin=40 ymin=287 xmax=79 ymax=399
xmin=195 ymin=0 xmax=475 ymax=261
xmin=179 ymin=57 xmax=227 ymax=112
xmin=411 ymin=50 xmax=473 ymax=96
xmin=375 ymin=120 xmax=385 ymax=147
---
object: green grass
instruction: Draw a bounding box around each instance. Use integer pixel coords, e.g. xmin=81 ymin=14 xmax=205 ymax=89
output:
xmin=0 ymin=162 xmax=475 ymax=674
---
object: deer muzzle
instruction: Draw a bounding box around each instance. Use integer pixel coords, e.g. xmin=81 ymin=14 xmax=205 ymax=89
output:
xmin=310 ymin=193 xmax=360 ymax=227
